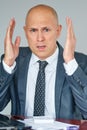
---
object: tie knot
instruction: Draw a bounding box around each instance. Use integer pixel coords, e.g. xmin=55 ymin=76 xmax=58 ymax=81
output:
xmin=38 ymin=60 xmax=48 ymax=70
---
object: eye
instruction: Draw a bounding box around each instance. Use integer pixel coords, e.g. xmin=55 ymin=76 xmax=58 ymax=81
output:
xmin=29 ymin=28 xmax=37 ymax=32
xmin=43 ymin=28 xmax=50 ymax=32
xmin=45 ymin=28 xmax=49 ymax=32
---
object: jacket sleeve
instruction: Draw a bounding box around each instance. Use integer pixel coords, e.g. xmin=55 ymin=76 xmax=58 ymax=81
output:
xmin=67 ymin=65 xmax=87 ymax=119
xmin=0 ymin=57 xmax=16 ymax=111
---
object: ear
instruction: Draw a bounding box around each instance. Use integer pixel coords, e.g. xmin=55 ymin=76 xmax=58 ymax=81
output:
xmin=56 ymin=25 xmax=62 ymax=38
xmin=23 ymin=26 xmax=27 ymax=38
xmin=23 ymin=26 xmax=26 ymax=33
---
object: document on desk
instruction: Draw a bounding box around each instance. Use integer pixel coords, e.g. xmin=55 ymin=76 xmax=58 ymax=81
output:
xmin=19 ymin=116 xmax=79 ymax=130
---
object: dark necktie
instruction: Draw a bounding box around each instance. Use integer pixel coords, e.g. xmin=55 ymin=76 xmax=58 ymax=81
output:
xmin=34 ymin=60 xmax=48 ymax=116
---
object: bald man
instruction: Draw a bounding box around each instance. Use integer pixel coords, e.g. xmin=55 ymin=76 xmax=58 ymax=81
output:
xmin=0 ymin=4 xmax=87 ymax=120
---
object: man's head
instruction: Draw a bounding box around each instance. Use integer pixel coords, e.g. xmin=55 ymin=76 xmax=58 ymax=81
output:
xmin=24 ymin=4 xmax=62 ymax=60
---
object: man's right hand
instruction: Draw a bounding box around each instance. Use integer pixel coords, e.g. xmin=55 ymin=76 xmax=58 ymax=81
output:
xmin=3 ymin=18 xmax=20 ymax=66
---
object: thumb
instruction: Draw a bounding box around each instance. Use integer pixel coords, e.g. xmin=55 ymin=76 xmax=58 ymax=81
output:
xmin=15 ymin=36 xmax=21 ymax=48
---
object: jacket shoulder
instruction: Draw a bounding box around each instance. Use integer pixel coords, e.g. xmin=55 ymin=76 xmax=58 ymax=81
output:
xmin=75 ymin=51 xmax=87 ymax=62
xmin=18 ymin=46 xmax=31 ymax=57
xmin=75 ymin=52 xmax=87 ymax=70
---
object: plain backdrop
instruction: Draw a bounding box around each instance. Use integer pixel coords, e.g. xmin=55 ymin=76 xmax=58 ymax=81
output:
xmin=0 ymin=0 xmax=87 ymax=114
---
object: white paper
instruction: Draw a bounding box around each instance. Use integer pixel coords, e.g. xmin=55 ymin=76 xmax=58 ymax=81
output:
xmin=19 ymin=116 xmax=79 ymax=130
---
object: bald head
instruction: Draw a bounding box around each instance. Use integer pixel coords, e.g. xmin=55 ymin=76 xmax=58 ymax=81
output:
xmin=25 ymin=4 xmax=59 ymax=25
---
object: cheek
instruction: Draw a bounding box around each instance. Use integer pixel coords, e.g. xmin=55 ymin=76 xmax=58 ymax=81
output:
xmin=26 ymin=34 xmax=33 ymax=41
xmin=47 ymin=34 xmax=57 ymax=42
xmin=27 ymin=43 xmax=37 ymax=53
xmin=48 ymin=31 xmax=58 ymax=39
xmin=47 ymin=35 xmax=57 ymax=48
xmin=26 ymin=35 xmax=37 ymax=47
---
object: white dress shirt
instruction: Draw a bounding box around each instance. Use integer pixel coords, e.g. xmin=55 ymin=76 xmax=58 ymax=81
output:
xmin=2 ymin=47 xmax=78 ymax=118
xmin=25 ymin=48 xmax=58 ymax=118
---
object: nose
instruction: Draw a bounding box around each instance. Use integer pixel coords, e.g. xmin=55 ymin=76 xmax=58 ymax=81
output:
xmin=37 ymin=30 xmax=44 ymax=41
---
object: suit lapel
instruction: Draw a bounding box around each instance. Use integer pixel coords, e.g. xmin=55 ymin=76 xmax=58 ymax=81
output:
xmin=55 ymin=43 xmax=66 ymax=118
xmin=17 ymin=49 xmax=32 ymax=115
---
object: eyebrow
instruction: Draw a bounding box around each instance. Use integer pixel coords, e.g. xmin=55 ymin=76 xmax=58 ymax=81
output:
xmin=28 ymin=26 xmax=50 ymax=30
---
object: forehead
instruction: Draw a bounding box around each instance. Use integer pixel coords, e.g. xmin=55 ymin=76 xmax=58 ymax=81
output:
xmin=25 ymin=6 xmax=58 ymax=26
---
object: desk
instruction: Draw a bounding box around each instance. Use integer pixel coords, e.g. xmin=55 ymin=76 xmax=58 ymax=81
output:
xmin=57 ymin=119 xmax=87 ymax=130
xmin=12 ymin=116 xmax=87 ymax=130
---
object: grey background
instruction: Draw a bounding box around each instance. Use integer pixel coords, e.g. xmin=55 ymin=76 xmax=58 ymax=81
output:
xmin=0 ymin=0 xmax=87 ymax=114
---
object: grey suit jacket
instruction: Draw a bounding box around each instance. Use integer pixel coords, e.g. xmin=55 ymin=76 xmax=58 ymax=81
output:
xmin=0 ymin=42 xmax=87 ymax=119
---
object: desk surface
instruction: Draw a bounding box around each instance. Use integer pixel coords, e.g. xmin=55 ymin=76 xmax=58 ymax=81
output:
xmin=12 ymin=116 xmax=87 ymax=130
xmin=57 ymin=119 xmax=87 ymax=130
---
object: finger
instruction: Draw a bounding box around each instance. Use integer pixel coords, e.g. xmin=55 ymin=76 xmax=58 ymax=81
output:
xmin=9 ymin=18 xmax=16 ymax=40
xmin=15 ymin=36 xmax=21 ymax=48
xmin=66 ymin=17 xmax=72 ymax=38
xmin=14 ymin=36 xmax=20 ymax=57
xmin=66 ymin=17 xmax=75 ymax=39
xmin=5 ymin=18 xmax=15 ymax=43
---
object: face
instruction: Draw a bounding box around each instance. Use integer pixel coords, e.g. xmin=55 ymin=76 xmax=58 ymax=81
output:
xmin=24 ymin=8 xmax=62 ymax=60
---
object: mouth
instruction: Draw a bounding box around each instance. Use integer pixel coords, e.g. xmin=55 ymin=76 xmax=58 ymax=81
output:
xmin=37 ymin=45 xmax=46 ymax=51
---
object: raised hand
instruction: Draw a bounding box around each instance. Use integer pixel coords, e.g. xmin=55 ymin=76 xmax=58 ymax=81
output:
xmin=4 ymin=18 xmax=21 ymax=66
xmin=63 ymin=17 xmax=76 ymax=63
